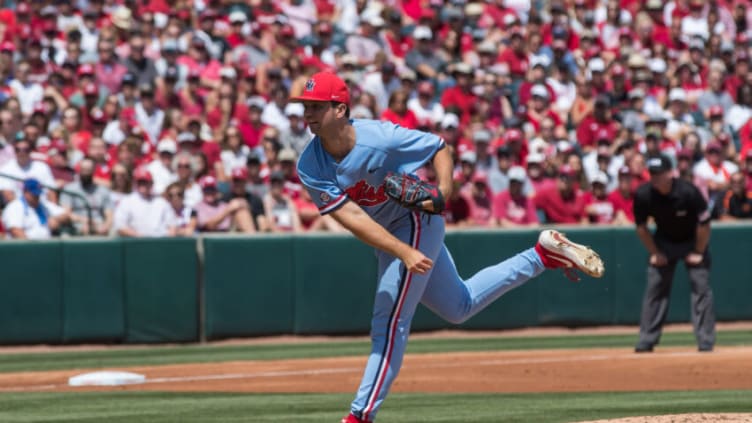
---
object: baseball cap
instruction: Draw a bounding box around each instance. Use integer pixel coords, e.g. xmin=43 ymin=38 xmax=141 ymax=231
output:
xmin=646 ymin=154 xmax=672 ymax=174
xmin=677 ymin=148 xmax=693 ymax=159
xmin=133 ymin=167 xmax=153 ymax=182
xmin=0 ymin=41 xmax=15 ymax=53
xmin=591 ymin=171 xmax=609 ymax=186
xmin=122 ymin=73 xmax=136 ymax=86
xmin=558 ymin=164 xmax=578 ymax=178
xmin=177 ymin=132 xmax=197 ymax=144
xmin=199 ymin=175 xmax=218 ymax=189
xmin=708 ymin=105 xmax=724 ymax=118
xmin=526 ymin=153 xmax=545 ymax=165
xmin=417 ymin=81 xmax=434 ymax=94
xmin=617 ymin=165 xmax=632 ymax=177
xmin=441 ymin=113 xmax=460 ymax=129
xmin=668 ymin=88 xmax=687 ymax=103
xmin=228 ymin=10 xmax=247 ymax=23
xmin=278 ymin=148 xmax=297 ymax=162
xmin=473 ymin=130 xmax=492 ymax=144
xmin=270 ymin=170 xmax=286 ymax=182
xmin=247 ymin=95 xmax=267 ymax=110
xmin=588 ymin=58 xmax=605 ymax=73
xmin=290 ymin=72 xmax=350 ymax=106
xmin=508 ymin=166 xmax=527 ymax=182
xmin=467 ymin=171 xmax=486 ymax=187
xmin=84 ymin=82 xmax=99 ymax=96
xmin=530 ymin=84 xmax=549 ymax=99
xmin=628 ymin=88 xmax=645 ymax=100
xmin=23 ymin=178 xmax=43 ymax=196
xmin=284 ymin=102 xmax=304 ymax=117
xmin=220 ymin=66 xmax=237 ymax=79
xmin=649 ymin=58 xmax=667 ymax=73
xmin=705 ymin=141 xmax=723 ymax=153
xmin=157 ymin=138 xmax=177 ymax=154
xmin=413 ymin=25 xmax=433 ymax=40
xmin=460 ymin=150 xmax=477 ymax=164
xmin=77 ymin=63 xmax=95 ymax=76
xmin=231 ymin=166 xmax=249 ymax=180
xmin=505 ymin=128 xmax=524 ymax=143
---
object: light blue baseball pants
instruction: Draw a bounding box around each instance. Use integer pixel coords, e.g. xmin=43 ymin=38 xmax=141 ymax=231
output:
xmin=351 ymin=212 xmax=546 ymax=421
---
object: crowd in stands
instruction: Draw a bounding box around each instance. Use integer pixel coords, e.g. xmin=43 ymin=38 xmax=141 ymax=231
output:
xmin=1 ymin=0 xmax=752 ymax=239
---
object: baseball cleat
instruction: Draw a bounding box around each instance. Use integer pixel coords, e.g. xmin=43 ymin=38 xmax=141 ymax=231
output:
xmin=341 ymin=414 xmax=370 ymax=423
xmin=535 ymin=230 xmax=605 ymax=280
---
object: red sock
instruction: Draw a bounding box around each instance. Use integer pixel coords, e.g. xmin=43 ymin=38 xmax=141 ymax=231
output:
xmin=535 ymin=242 xmax=560 ymax=269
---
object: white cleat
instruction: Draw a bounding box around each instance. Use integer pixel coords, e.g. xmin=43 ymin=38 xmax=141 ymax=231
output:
xmin=536 ymin=230 xmax=605 ymax=279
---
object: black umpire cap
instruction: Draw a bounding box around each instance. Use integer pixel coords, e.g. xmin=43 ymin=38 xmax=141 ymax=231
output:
xmin=646 ymin=154 xmax=672 ymax=174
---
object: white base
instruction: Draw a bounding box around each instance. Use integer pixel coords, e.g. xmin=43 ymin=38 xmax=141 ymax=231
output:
xmin=68 ymin=371 xmax=146 ymax=387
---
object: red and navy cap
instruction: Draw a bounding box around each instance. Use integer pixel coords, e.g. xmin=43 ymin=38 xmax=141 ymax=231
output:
xmin=290 ymin=72 xmax=350 ymax=106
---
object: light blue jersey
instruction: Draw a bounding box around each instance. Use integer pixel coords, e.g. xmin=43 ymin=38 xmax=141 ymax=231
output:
xmin=296 ymin=119 xmax=444 ymax=226
xmin=297 ymin=118 xmax=546 ymax=423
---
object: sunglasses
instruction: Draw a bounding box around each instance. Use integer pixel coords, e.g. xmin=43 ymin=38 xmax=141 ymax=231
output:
xmin=15 ymin=146 xmax=31 ymax=153
xmin=167 ymin=191 xmax=183 ymax=198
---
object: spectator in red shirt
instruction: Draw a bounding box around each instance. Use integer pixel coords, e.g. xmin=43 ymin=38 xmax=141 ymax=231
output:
xmin=496 ymin=28 xmax=528 ymax=81
xmin=460 ymin=171 xmax=494 ymax=227
xmin=576 ymin=94 xmax=620 ymax=153
xmin=584 ymin=172 xmax=615 ymax=224
xmin=381 ymin=89 xmax=418 ymax=129
xmin=534 ymin=164 xmax=588 ymax=224
xmin=608 ymin=165 xmax=635 ymax=224
xmin=94 ymin=38 xmax=128 ymax=95
xmin=239 ymin=96 xmax=267 ymax=149
xmin=440 ymin=63 xmax=477 ymax=124
xmin=492 ymin=166 xmax=539 ymax=227
xmin=524 ymin=84 xmax=562 ymax=133
xmin=518 ymin=57 xmax=556 ymax=107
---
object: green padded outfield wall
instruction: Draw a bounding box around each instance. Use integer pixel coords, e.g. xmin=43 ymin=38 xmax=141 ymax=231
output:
xmin=0 ymin=241 xmax=63 ymax=344
xmin=292 ymin=234 xmax=377 ymax=334
xmin=122 ymin=238 xmax=199 ymax=343
xmin=62 ymin=240 xmax=124 ymax=343
xmin=203 ymin=236 xmax=295 ymax=338
xmin=202 ymin=225 xmax=752 ymax=339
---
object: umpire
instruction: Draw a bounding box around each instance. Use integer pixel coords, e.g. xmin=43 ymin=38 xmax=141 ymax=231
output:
xmin=633 ymin=154 xmax=716 ymax=353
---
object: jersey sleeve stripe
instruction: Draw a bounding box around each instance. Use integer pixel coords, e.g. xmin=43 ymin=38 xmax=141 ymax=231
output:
xmin=437 ymin=137 xmax=446 ymax=150
xmin=318 ymin=193 xmax=348 ymax=214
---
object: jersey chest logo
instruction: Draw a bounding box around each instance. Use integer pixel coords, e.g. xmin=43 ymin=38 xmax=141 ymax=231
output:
xmin=345 ymin=180 xmax=387 ymax=207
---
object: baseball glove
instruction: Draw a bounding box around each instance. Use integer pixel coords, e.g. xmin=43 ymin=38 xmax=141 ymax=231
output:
xmin=384 ymin=173 xmax=445 ymax=215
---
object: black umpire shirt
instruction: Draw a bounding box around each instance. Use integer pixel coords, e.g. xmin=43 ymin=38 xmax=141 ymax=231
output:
xmin=633 ymin=178 xmax=711 ymax=243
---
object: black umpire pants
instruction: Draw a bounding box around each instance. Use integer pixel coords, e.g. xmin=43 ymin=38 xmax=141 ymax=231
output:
xmin=637 ymin=237 xmax=716 ymax=349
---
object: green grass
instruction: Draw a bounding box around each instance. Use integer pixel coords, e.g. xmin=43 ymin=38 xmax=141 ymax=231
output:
xmin=0 ymin=330 xmax=750 ymax=373
xmin=0 ymin=391 xmax=750 ymax=422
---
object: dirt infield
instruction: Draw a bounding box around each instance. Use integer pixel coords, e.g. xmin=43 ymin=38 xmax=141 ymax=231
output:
xmin=0 ymin=346 xmax=750 ymax=395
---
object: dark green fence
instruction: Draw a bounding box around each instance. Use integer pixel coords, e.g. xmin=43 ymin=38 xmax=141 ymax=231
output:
xmin=0 ymin=225 xmax=750 ymax=344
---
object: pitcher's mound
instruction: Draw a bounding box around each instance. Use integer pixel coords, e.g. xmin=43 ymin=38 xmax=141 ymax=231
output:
xmin=577 ymin=414 xmax=752 ymax=423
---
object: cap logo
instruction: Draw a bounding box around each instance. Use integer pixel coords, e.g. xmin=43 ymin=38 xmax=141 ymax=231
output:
xmin=647 ymin=158 xmax=660 ymax=166
xmin=320 ymin=192 xmax=330 ymax=202
xmin=305 ymin=79 xmax=316 ymax=91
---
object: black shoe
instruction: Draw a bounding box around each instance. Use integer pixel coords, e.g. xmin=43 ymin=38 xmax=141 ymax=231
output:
xmin=698 ymin=344 xmax=713 ymax=352
xmin=635 ymin=344 xmax=654 ymax=353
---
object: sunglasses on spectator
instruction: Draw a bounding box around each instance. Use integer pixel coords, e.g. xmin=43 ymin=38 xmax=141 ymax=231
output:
xmin=264 ymin=136 xmax=278 ymax=142
xmin=14 ymin=146 xmax=31 ymax=153
xmin=136 ymin=180 xmax=152 ymax=186
xmin=167 ymin=191 xmax=183 ymax=198
xmin=177 ymin=163 xmax=192 ymax=168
